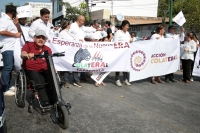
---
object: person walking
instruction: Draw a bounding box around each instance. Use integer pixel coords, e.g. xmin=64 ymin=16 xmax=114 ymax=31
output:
xmin=113 ymin=20 xmax=133 ymax=87
xmin=58 ymin=19 xmax=82 ymax=88
xmin=180 ymin=33 xmax=197 ymax=83
xmin=165 ymin=25 xmax=185 ymax=83
xmin=29 ymin=8 xmax=52 ymax=39
xmin=150 ymin=25 xmax=165 ymax=84
xmin=0 ymin=4 xmax=21 ymax=96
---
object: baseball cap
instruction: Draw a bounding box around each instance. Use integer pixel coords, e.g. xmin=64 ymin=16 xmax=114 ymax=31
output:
xmin=35 ymin=30 xmax=47 ymax=38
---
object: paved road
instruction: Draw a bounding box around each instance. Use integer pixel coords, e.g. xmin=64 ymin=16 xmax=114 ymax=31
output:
xmin=4 ymin=71 xmax=200 ymax=133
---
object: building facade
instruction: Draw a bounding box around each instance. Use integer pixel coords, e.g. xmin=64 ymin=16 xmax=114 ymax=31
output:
xmin=24 ymin=2 xmax=52 ymax=22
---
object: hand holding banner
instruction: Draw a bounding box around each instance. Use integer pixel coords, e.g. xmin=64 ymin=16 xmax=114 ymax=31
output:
xmin=17 ymin=5 xmax=32 ymax=18
xmin=173 ymin=11 xmax=186 ymax=26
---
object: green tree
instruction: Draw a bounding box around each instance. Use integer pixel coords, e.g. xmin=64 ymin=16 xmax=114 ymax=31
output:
xmin=61 ymin=2 xmax=90 ymax=22
xmin=158 ymin=0 xmax=200 ymax=32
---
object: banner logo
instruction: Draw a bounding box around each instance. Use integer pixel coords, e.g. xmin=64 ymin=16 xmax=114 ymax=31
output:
xmin=72 ymin=48 xmax=91 ymax=67
xmin=130 ymin=50 xmax=148 ymax=71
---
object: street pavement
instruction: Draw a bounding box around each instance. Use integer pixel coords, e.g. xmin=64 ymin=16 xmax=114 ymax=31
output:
xmin=4 ymin=71 xmax=200 ymax=133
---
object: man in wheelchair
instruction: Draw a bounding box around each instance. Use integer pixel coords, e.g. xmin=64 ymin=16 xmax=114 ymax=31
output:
xmin=21 ymin=30 xmax=52 ymax=108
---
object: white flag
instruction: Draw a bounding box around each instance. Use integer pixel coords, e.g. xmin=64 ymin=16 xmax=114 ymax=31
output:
xmin=172 ymin=11 xmax=186 ymax=26
xmin=17 ymin=5 xmax=32 ymax=18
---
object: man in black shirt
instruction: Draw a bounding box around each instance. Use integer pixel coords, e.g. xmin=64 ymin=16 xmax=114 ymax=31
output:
xmin=105 ymin=21 xmax=113 ymax=41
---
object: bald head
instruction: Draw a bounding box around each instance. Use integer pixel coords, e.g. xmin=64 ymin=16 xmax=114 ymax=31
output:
xmin=76 ymin=15 xmax=85 ymax=27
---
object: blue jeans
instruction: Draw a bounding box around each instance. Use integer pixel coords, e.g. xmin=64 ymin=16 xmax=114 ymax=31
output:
xmin=64 ymin=72 xmax=80 ymax=82
xmin=1 ymin=51 xmax=14 ymax=92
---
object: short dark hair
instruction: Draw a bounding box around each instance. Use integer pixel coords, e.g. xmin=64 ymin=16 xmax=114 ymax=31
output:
xmin=5 ymin=4 xmax=17 ymax=14
xmin=105 ymin=21 xmax=111 ymax=26
xmin=40 ymin=8 xmax=50 ymax=16
xmin=93 ymin=20 xmax=101 ymax=25
xmin=84 ymin=21 xmax=90 ymax=26
xmin=131 ymin=32 xmax=135 ymax=35
xmin=120 ymin=20 xmax=130 ymax=29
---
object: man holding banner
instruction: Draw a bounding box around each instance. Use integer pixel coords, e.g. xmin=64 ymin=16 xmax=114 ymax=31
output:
xmin=165 ymin=25 xmax=185 ymax=83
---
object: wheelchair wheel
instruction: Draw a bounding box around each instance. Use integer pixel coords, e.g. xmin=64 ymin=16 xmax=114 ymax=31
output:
xmin=57 ymin=105 xmax=69 ymax=129
xmin=15 ymin=70 xmax=27 ymax=108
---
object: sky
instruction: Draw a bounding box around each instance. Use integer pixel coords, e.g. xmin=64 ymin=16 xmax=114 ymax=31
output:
xmin=0 ymin=0 xmax=51 ymax=12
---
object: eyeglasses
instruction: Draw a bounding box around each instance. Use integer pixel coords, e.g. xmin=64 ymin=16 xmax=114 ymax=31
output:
xmin=36 ymin=36 xmax=46 ymax=40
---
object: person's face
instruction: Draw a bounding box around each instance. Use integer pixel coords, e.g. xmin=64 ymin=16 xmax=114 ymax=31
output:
xmin=131 ymin=33 xmax=135 ymax=38
xmin=19 ymin=18 xmax=26 ymax=25
xmin=79 ymin=17 xmax=85 ymax=26
xmin=41 ymin=14 xmax=50 ymax=23
xmin=105 ymin=24 xmax=109 ymax=28
xmin=103 ymin=38 xmax=109 ymax=42
xmin=34 ymin=35 xmax=46 ymax=47
xmin=94 ymin=23 xmax=100 ymax=29
xmin=190 ymin=33 xmax=193 ymax=37
xmin=122 ymin=24 xmax=129 ymax=31
xmin=160 ymin=28 xmax=165 ymax=35
xmin=186 ymin=35 xmax=191 ymax=41
xmin=12 ymin=12 xmax=17 ymax=19
xmin=66 ymin=23 xmax=72 ymax=30
xmin=169 ymin=28 xmax=176 ymax=34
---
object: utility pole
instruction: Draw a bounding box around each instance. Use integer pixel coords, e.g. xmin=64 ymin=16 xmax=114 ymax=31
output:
xmin=169 ymin=0 xmax=173 ymax=26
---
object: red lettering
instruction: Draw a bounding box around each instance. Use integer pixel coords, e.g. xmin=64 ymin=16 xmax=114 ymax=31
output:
xmin=52 ymin=38 xmax=57 ymax=44
xmin=95 ymin=62 xmax=100 ymax=67
xmin=91 ymin=62 xmax=95 ymax=67
xmin=118 ymin=42 xmax=123 ymax=48
xmin=124 ymin=42 xmax=130 ymax=48
xmin=114 ymin=42 xmax=118 ymax=49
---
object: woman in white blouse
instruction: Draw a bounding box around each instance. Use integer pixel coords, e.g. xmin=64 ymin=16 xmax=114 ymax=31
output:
xmin=180 ymin=33 xmax=196 ymax=83
xmin=113 ymin=20 xmax=133 ymax=87
xmin=150 ymin=25 xmax=165 ymax=84
xmin=58 ymin=19 xmax=82 ymax=88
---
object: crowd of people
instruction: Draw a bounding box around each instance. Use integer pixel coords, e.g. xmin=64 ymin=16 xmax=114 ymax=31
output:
xmin=0 ymin=5 xmax=199 ymax=100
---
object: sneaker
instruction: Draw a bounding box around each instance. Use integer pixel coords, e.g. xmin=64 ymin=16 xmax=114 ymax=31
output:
xmin=64 ymin=82 xmax=70 ymax=88
xmin=116 ymin=80 xmax=122 ymax=87
xmin=73 ymin=82 xmax=82 ymax=87
xmin=190 ymin=77 xmax=194 ymax=82
xmin=4 ymin=90 xmax=15 ymax=96
xmin=9 ymin=86 xmax=16 ymax=92
xmin=123 ymin=79 xmax=131 ymax=86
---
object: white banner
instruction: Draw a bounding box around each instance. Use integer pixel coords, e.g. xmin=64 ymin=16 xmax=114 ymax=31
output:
xmin=192 ymin=48 xmax=200 ymax=76
xmin=173 ymin=11 xmax=186 ymax=26
xmin=46 ymin=37 xmax=131 ymax=72
xmin=17 ymin=5 xmax=32 ymax=18
xmin=129 ymin=38 xmax=180 ymax=82
xmin=91 ymin=72 xmax=110 ymax=84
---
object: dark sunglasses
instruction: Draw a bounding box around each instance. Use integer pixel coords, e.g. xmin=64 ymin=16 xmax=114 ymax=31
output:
xmin=36 ymin=36 xmax=46 ymax=40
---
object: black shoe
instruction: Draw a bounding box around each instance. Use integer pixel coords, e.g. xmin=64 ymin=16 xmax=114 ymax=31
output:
xmin=169 ymin=78 xmax=176 ymax=82
xmin=165 ymin=79 xmax=170 ymax=83
xmin=42 ymin=101 xmax=52 ymax=108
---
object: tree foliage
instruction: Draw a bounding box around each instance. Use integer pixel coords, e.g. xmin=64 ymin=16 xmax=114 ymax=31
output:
xmin=61 ymin=2 xmax=90 ymax=22
xmin=158 ymin=0 xmax=200 ymax=32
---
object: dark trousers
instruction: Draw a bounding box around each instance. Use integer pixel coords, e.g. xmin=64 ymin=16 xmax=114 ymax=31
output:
xmin=115 ymin=72 xmax=128 ymax=81
xmin=64 ymin=72 xmax=80 ymax=82
xmin=26 ymin=70 xmax=50 ymax=104
xmin=165 ymin=73 xmax=174 ymax=80
xmin=181 ymin=59 xmax=193 ymax=81
xmin=1 ymin=51 xmax=14 ymax=92
xmin=191 ymin=52 xmax=197 ymax=77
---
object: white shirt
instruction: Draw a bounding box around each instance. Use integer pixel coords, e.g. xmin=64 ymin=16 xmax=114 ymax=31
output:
xmin=131 ymin=37 xmax=137 ymax=41
xmin=165 ymin=32 xmax=185 ymax=42
xmin=113 ymin=30 xmax=131 ymax=42
xmin=29 ymin=18 xmax=52 ymax=39
xmin=69 ymin=22 xmax=84 ymax=40
xmin=181 ymin=40 xmax=196 ymax=60
xmin=20 ymin=24 xmax=32 ymax=45
xmin=150 ymin=33 xmax=164 ymax=40
xmin=58 ymin=29 xmax=76 ymax=40
xmin=83 ymin=26 xmax=96 ymax=38
xmin=0 ymin=14 xmax=18 ymax=52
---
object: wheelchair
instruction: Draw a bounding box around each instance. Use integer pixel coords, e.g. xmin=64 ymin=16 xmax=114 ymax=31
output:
xmin=14 ymin=50 xmax=71 ymax=129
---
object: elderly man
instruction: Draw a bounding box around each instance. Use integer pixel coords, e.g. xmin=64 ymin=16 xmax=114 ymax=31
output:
xmin=21 ymin=30 xmax=52 ymax=108
xmin=0 ymin=4 xmax=21 ymax=96
xmin=165 ymin=25 xmax=185 ymax=83
xmin=69 ymin=15 xmax=88 ymax=87
xmin=29 ymin=8 xmax=52 ymax=39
